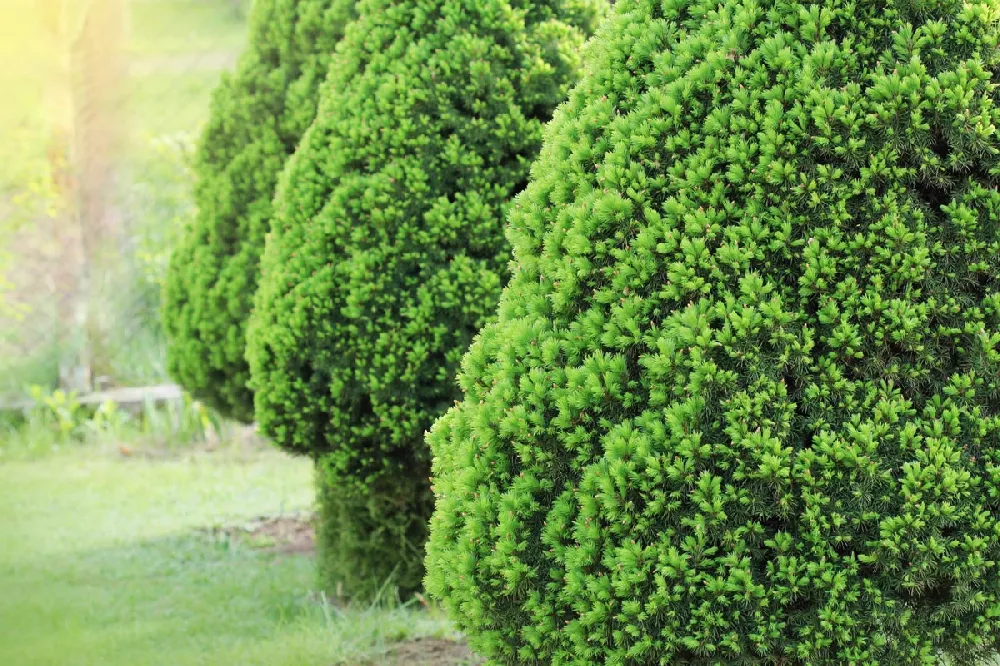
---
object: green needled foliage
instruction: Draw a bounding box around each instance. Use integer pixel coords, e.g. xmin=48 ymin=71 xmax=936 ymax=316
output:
xmin=426 ymin=1 xmax=1000 ymax=664
xmin=162 ymin=0 xmax=355 ymax=422
xmin=246 ymin=0 xmax=602 ymax=593
xmin=314 ymin=456 xmax=433 ymax=600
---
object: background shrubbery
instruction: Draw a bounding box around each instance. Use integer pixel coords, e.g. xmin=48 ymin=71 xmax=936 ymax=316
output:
xmin=247 ymin=0 xmax=603 ymax=597
xmin=162 ymin=0 xmax=355 ymax=422
xmin=426 ymin=0 xmax=1000 ymax=664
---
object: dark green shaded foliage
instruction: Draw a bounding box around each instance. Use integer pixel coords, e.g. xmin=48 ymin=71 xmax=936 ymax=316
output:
xmin=425 ymin=1 xmax=1000 ymax=664
xmin=162 ymin=0 xmax=354 ymax=421
xmin=247 ymin=0 xmax=601 ymax=488
xmin=314 ymin=458 xmax=433 ymax=599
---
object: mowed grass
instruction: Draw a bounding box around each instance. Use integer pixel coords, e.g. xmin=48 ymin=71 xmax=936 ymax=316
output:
xmin=126 ymin=0 xmax=247 ymax=141
xmin=0 ymin=445 xmax=452 ymax=666
xmin=129 ymin=0 xmax=248 ymax=57
xmin=128 ymin=69 xmax=233 ymax=139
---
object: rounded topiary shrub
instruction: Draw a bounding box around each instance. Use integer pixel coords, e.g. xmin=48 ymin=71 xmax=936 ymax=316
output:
xmin=162 ymin=0 xmax=355 ymax=422
xmin=425 ymin=0 xmax=1000 ymax=664
xmin=246 ymin=0 xmax=602 ymax=597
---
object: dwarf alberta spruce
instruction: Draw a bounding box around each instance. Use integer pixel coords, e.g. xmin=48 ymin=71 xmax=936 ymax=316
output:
xmin=162 ymin=0 xmax=354 ymax=421
xmin=425 ymin=0 xmax=1000 ymax=664
xmin=247 ymin=0 xmax=602 ymax=596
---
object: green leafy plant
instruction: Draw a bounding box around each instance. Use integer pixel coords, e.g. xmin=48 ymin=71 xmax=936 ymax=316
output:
xmin=0 ymin=124 xmax=65 ymax=320
xmin=247 ymin=0 xmax=603 ymax=599
xmin=425 ymin=1 xmax=1000 ymax=664
xmin=162 ymin=0 xmax=357 ymax=422
xmin=81 ymin=399 xmax=131 ymax=440
xmin=139 ymin=393 xmax=220 ymax=447
xmin=1 ymin=386 xmax=219 ymax=460
xmin=28 ymin=385 xmax=84 ymax=442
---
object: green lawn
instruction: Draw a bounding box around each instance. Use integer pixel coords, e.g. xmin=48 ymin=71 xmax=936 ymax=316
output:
xmin=0 ymin=444 xmax=453 ymax=666
xmin=128 ymin=69 xmax=234 ymax=139
xmin=128 ymin=0 xmax=248 ymax=57
xmin=126 ymin=0 xmax=247 ymax=142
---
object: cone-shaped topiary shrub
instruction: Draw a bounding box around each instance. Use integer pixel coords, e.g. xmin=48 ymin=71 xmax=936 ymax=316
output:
xmin=162 ymin=0 xmax=355 ymax=422
xmin=425 ymin=0 xmax=1000 ymax=663
xmin=246 ymin=0 xmax=603 ymax=597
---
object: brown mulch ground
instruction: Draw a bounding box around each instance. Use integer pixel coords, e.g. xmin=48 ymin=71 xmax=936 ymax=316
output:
xmin=359 ymin=638 xmax=483 ymax=666
xmin=206 ymin=514 xmax=316 ymax=555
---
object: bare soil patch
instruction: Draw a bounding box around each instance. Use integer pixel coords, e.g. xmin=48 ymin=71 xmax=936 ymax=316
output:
xmin=360 ymin=638 xmax=483 ymax=666
xmin=114 ymin=424 xmax=273 ymax=461
xmin=206 ymin=514 xmax=315 ymax=555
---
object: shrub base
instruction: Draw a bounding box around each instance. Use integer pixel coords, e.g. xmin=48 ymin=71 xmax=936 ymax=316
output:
xmin=315 ymin=459 xmax=432 ymax=601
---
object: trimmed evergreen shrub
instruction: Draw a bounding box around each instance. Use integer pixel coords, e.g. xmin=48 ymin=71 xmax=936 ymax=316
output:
xmin=315 ymin=454 xmax=433 ymax=599
xmin=425 ymin=0 xmax=1000 ymax=664
xmin=162 ymin=0 xmax=355 ymax=422
xmin=246 ymin=0 xmax=602 ymax=594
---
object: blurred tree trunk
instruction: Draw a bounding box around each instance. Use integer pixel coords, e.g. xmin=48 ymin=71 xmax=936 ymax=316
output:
xmin=73 ymin=0 xmax=127 ymax=386
xmin=39 ymin=0 xmax=127 ymax=392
